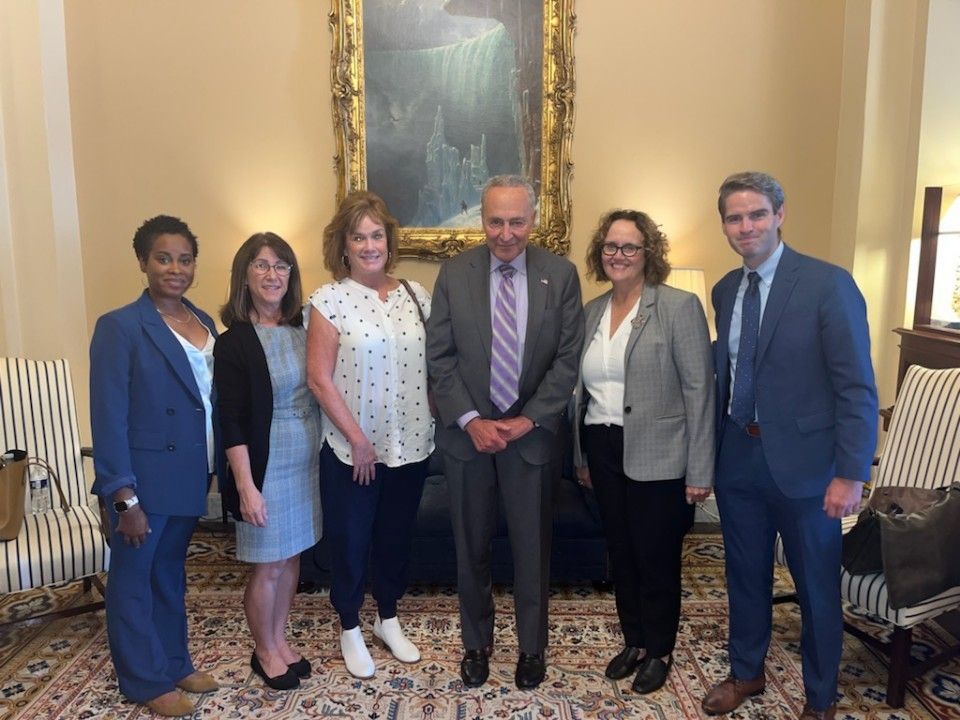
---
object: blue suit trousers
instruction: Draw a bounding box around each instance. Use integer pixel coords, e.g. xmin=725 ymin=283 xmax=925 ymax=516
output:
xmin=104 ymin=509 xmax=198 ymax=703
xmin=716 ymin=420 xmax=843 ymax=711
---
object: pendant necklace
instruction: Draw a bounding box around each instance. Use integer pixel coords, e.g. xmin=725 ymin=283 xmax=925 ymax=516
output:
xmin=156 ymin=303 xmax=192 ymax=324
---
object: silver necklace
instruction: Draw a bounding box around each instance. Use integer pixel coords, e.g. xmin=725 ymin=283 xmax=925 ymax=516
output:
xmin=156 ymin=304 xmax=192 ymax=324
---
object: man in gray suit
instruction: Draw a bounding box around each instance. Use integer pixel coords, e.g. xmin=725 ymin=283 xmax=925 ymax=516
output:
xmin=426 ymin=175 xmax=584 ymax=689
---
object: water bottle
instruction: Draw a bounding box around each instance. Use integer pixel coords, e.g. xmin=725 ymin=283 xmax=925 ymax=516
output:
xmin=29 ymin=465 xmax=51 ymax=514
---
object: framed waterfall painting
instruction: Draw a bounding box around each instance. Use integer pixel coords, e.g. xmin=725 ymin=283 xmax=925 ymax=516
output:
xmin=330 ymin=0 xmax=575 ymax=259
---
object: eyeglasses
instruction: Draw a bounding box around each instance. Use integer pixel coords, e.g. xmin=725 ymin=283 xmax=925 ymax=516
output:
xmin=600 ymin=243 xmax=643 ymax=257
xmin=250 ymin=260 xmax=292 ymax=276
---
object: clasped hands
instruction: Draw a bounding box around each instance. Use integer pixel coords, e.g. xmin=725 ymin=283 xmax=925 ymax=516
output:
xmin=465 ymin=416 xmax=535 ymax=453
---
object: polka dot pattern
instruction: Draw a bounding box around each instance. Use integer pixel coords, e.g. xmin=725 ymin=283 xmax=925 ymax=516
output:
xmin=308 ymin=278 xmax=435 ymax=467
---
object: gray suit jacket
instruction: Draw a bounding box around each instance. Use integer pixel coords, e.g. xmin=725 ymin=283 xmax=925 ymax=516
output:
xmin=426 ymin=244 xmax=584 ymax=465
xmin=572 ymin=283 xmax=715 ymax=487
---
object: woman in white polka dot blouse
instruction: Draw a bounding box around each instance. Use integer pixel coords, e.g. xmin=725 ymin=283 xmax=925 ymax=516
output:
xmin=306 ymin=191 xmax=434 ymax=679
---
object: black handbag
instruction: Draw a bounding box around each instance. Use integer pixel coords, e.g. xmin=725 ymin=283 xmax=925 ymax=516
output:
xmin=841 ymin=484 xmax=946 ymax=577
xmin=881 ymin=483 xmax=960 ymax=609
xmin=841 ymin=507 xmax=883 ymax=575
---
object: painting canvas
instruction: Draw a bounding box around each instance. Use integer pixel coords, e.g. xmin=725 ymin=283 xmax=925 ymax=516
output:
xmin=331 ymin=0 xmax=574 ymax=259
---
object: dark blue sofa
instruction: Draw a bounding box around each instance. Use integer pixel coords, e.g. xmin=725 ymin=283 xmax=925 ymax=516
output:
xmin=299 ymin=423 xmax=609 ymax=588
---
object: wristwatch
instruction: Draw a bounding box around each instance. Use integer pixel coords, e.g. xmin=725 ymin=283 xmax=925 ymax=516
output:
xmin=113 ymin=495 xmax=140 ymax=513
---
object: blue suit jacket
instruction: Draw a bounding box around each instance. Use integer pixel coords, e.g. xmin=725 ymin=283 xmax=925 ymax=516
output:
xmin=712 ymin=244 xmax=878 ymax=498
xmin=90 ymin=290 xmax=218 ymax=516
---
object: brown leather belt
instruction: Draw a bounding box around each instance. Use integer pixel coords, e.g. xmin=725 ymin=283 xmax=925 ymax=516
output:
xmin=744 ymin=422 xmax=761 ymax=438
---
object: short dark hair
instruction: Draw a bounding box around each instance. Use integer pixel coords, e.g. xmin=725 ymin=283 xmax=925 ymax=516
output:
xmin=220 ymin=232 xmax=303 ymax=327
xmin=322 ymin=191 xmax=399 ymax=280
xmin=717 ymin=171 xmax=785 ymax=216
xmin=132 ymin=215 xmax=198 ymax=260
xmin=585 ymin=209 xmax=671 ymax=285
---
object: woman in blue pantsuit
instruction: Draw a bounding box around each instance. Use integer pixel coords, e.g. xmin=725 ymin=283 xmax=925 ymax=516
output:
xmin=90 ymin=215 xmax=219 ymax=718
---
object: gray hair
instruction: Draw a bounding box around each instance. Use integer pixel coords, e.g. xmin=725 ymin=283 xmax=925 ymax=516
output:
xmin=717 ymin=171 xmax=786 ymax=216
xmin=480 ymin=174 xmax=537 ymax=214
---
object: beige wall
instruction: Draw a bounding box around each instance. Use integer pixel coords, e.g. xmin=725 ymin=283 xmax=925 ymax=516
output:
xmin=65 ymin=0 xmax=847 ymax=329
xmin=915 ymin=0 xmax=960 ymax=216
xmin=2 ymin=0 xmax=941 ymax=431
xmin=1 ymin=0 xmax=89 ymax=412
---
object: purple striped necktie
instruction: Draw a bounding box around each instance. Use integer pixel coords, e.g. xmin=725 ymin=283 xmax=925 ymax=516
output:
xmin=490 ymin=264 xmax=520 ymax=412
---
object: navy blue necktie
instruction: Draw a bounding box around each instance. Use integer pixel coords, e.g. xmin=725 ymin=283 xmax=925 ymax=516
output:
xmin=731 ymin=271 xmax=761 ymax=427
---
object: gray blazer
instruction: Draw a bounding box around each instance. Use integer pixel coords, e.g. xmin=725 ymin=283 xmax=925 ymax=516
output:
xmin=572 ymin=283 xmax=715 ymax=487
xmin=426 ymin=244 xmax=584 ymax=465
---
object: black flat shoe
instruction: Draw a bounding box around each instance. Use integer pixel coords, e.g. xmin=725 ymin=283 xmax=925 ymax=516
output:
xmin=605 ymin=646 xmax=644 ymax=680
xmin=251 ymin=652 xmax=300 ymax=690
xmin=515 ymin=652 xmax=546 ymax=689
xmin=631 ymin=655 xmax=672 ymax=694
xmin=460 ymin=649 xmax=489 ymax=687
xmin=288 ymin=656 xmax=311 ymax=679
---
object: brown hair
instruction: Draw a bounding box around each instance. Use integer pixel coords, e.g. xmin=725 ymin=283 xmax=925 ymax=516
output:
xmin=585 ymin=209 xmax=671 ymax=285
xmin=322 ymin=191 xmax=399 ymax=280
xmin=220 ymin=232 xmax=303 ymax=327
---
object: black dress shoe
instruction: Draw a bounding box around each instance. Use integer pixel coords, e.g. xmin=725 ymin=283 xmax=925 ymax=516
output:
xmin=460 ymin=650 xmax=489 ymax=687
xmin=251 ymin=652 xmax=300 ymax=690
xmin=605 ymin=646 xmax=644 ymax=680
xmin=288 ymin=656 xmax=311 ymax=679
xmin=631 ymin=655 xmax=672 ymax=694
xmin=515 ymin=652 xmax=546 ymax=689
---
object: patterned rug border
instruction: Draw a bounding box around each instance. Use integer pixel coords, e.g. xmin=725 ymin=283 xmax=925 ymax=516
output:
xmin=2 ymin=532 xmax=958 ymax=719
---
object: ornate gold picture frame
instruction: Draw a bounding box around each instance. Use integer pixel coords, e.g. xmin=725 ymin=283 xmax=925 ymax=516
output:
xmin=329 ymin=0 xmax=575 ymax=260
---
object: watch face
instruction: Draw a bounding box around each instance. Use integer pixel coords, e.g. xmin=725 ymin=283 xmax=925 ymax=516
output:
xmin=114 ymin=500 xmax=129 ymax=512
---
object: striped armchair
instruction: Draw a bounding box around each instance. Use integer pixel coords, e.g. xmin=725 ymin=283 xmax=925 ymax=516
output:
xmin=0 ymin=357 xmax=110 ymax=626
xmin=775 ymin=364 xmax=960 ymax=707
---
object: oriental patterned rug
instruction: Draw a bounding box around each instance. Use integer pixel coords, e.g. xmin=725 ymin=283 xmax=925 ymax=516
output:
xmin=1 ymin=532 xmax=958 ymax=719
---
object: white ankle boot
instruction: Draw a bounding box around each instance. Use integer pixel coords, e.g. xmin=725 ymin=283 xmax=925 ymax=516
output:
xmin=373 ymin=616 xmax=421 ymax=663
xmin=340 ymin=626 xmax=375 ymax=678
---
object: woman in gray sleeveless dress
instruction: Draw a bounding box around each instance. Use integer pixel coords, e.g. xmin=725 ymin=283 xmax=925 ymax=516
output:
xmin=214 ymin=233 xmax=321 ymax=692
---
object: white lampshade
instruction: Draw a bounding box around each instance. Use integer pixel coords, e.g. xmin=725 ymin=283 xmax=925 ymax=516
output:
xmin=940 ymin=194 xmax=960 ymax=233
xmin=668 ymin=267 xmax=707 ymax=311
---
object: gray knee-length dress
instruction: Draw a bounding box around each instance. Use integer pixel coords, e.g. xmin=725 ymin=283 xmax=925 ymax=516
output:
xmin=235 ymin=324 xmax=322 ymax=563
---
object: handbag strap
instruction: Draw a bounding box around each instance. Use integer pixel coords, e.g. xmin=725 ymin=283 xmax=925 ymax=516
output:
xmin=26 ymin=457 xmax=69 ymax=509
xmin=399 ymin=279 xmax=428 ymax=328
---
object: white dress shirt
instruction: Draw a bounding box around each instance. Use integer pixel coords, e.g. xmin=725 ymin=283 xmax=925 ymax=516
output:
xmin=582 ymin=294 xmax=642 ymax=427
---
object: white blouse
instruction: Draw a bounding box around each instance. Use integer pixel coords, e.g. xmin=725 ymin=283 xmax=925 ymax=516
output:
xmin=169 ymin=324 xmax=216 ymax=472
xmin=581 ymin=295 xmax=641 ymax=427
xmin=308 ymin=278 xmax=435 ymax=468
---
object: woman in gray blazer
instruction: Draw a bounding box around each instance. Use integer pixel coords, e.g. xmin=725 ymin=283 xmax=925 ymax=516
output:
xmin=573 ymin=209 xmax=715 ymax=694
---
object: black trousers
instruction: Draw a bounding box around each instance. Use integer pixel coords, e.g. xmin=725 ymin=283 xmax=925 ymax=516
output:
xmin=583 ymin=424 xmax=693 ymax=657
xmin=319 ymin=443 xmax=427 ymax=629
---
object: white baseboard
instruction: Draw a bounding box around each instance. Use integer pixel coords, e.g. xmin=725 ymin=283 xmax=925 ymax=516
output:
xmin=203 ymin=489 xmax=228 ymax=522
xmin=695 ymin=497 xmax=720 ymax=524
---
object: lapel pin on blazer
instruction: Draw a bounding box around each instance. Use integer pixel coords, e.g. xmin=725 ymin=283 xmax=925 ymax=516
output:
xmin=631 ymin=313 xmax=647 ymax=329
xmin=540 ymin=277 xmax=549 ymax=285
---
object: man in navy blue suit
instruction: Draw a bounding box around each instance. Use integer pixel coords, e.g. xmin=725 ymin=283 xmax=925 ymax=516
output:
xmin=701 ymin=172 xmax=878 ymax=720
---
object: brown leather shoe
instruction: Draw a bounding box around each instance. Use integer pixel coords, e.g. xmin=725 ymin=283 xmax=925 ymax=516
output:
xmin=799 ymin=703 xmax=836 ymax=719
xmin=701 ymin=676 xmax=766 ymax=715
xmin=176 ymin=670 xmax=219 ymax=693
xmin=145 ymin=690 xmax=195 ymax=717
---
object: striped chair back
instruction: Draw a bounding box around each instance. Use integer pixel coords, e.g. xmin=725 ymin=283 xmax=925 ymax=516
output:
xmin=0 ymin=357 xmax=108 ymax=593
xmin=0 ymin=358 xmax=91 ymax=506
xmin=874 ymin=365 xmax=960 ymax=491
